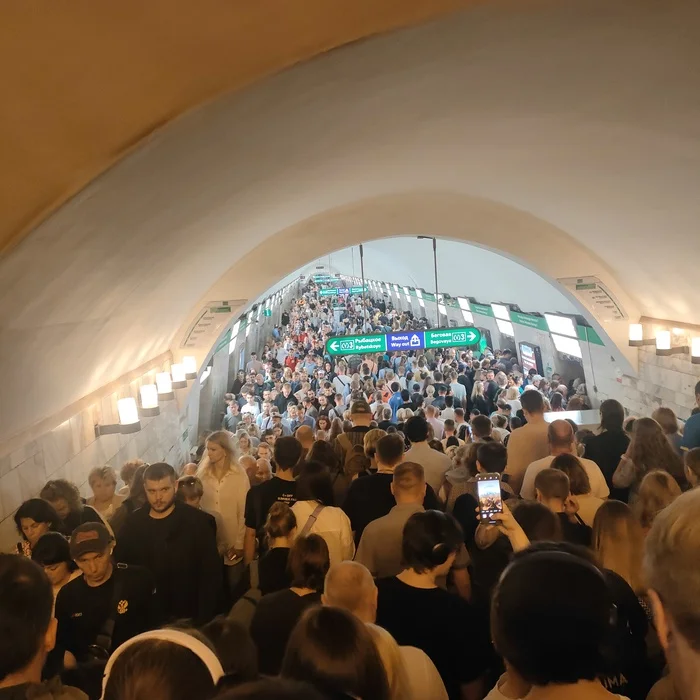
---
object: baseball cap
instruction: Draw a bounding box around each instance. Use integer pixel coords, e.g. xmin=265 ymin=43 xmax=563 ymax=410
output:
xmin=70 ymin=522 xmax=113 ymax=559
xmin=350 ymin=399 xmax=372 ymax=415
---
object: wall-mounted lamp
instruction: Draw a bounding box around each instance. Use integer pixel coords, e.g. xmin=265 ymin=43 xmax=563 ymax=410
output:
xmin=692 ymin=338 xmax=700 ymax=365
xmin=171 ymin=364 xmax=187 ymax=389
xmin=183 ymin=356 xmax=197 ymax=380
xmin=139 ymin=384 xmax=160 ymax=417
xmin=156 ymin=372 xmax=175 ymax=400
xmin=95 ymin=397 xmax=142 ymax=436
xmin=655 ymin=330 xmax=689 ymax=357
xmin=628 ymin=324 xmax=655 ymax=347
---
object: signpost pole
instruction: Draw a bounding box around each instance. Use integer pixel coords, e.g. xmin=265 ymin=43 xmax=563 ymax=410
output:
xmin=359 ymin=244 xmax=367 ymax=330
xmin=418 ymin=236 xmax=440 ymax=328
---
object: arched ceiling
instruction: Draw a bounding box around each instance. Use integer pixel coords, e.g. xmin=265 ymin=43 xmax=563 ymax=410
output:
xmin=2 ymin=0 xmax=700 ymax=447
xmin=0 ymin=0 xmax=467 ymax=253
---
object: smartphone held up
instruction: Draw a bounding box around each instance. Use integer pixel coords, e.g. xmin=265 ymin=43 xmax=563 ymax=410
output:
xmin=477 ymin=473 xmax=503 ymax=524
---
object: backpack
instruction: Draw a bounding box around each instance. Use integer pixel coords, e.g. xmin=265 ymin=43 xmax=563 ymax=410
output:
xmin=335 ymin=433 xmax=370 ymax=476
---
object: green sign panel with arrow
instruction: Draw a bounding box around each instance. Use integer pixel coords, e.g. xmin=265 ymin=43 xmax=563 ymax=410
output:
xmin=319 ymin=286 xmax=368 ymax=297
xmin=424 ymin=326 xmax=481 ymax=348
xmin=326 ymin=334 xmax=387 ymax=355
xmin=325 ymin=326 xmax=481 ymax=356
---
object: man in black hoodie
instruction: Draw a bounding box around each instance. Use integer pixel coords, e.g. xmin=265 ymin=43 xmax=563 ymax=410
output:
xmin=114 ymin=462 xmax=222 ymax=625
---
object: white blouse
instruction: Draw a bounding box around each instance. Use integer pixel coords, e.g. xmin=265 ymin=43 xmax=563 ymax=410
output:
xmin=199 ymin=467 xmax=250 ymax=560
xmin=291 ymin=500 xmax=355 ymax=566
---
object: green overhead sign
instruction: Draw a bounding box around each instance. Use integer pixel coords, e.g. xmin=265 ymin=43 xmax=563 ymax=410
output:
xmin=263 ymin=309 xmax=272 ymax=317
xmin=319 ymin=286 xmax=367 ymax=297
xmin=326 ymin=326 xmax=481 ymax=356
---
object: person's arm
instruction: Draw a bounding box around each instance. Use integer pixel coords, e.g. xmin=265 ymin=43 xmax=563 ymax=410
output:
xmin=451 ymin=544 xmax=472 ymax=601
xmin=519 ymin=464 xmax=537 ymax=500
xmin=340 ymin=510 xmax=356 ymax=561
xmin=195 ymin=515 xmax=224 ymax=625
xmin=235 ymin=475 xmax=250 ymax=552
xmin=354 ymin=532 xmax=376 ymax=575
xmin=243 ymin=527 xmax=257 ymax=565
xmin=612 ymin=455 xmax=636 ymax=488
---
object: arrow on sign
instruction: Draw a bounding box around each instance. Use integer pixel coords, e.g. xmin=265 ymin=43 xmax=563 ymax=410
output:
xmin=330 ymin=340 xmax=339 ymax=352
xmin=466 ymin=330 xmax=477 ymax=342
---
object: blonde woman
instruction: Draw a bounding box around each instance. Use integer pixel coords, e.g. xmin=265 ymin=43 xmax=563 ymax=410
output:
xmin=236 ymin=431 xmax=254 ymax=457
xmin=592 ymin=500 xmax=645 ymax=595
xmin=364 ymin=428 xmax=388 ymax=471
xmin=198 ymin=430 xmax=250 ymax=590
xmin=471 ymin=381 xmax=490 ymax=415
xmin=367 ymin=623 xmax=446 ymax=700
xmin=87 ymin=466 xmax=125 ymax=518
xmin=634 ymin=470 xmax=682 ymax=534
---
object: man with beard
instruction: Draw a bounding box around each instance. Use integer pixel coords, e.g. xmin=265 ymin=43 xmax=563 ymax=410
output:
xmin=114 ymin=462 xmax=222 ymax=625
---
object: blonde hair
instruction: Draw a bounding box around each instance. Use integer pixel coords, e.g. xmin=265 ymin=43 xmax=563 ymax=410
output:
xmin=88 ymin=465 xmax=118 ymax=486
xmin=198 ymin=430 xmax=240 ymax=475
xmin=635 ymin=470 xmax=682 ymax=530
xmin=505 ymin=387 xmax=519 ymax=401
xmin=365 ymin=624 xmax=411 ymax=700
xmin=364 ymin=429 xmax=388 ymax=458
xmin=593 ymin=500 xmax=645 ymax=593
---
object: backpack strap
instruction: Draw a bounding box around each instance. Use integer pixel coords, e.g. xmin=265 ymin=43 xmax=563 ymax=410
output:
xmin=300 ymin=504 xmax=325 ymax=538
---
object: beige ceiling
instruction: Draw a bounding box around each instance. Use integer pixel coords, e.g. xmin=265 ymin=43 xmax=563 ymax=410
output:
xmin=0 ymin=0 xmax=467 ymax=254
xmin=1 ymin=0 xmax=700 ymax=449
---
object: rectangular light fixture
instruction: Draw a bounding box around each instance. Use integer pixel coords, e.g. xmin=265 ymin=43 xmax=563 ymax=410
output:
xmin=139 ymin=384 xmax=160 ymax=417
xmin=692 ymin=337 xmax=700 ymax=364
xmin=95 ymin=397 xmax=143 ymax=437
xmin=171 ymin=363 xmax=187 ymax=389
xmin=491 ymin=303 xmax=511 ymax=321
xmin=628 ymin=323 xmax=643 ymax=344
xmin=183 ymin=355 xmax=197 ymax=380
xmin=496 ymin=319 xmax=515 ymax=336
xmin=117 ymin=398 xmax=141 ymax=433
xmin=552 ymin=333 xmax=583 ymax=358
xmin=156 ymin=372 xmax=175 ymax=400
xmin=656 ymin=330 xmax=671 ymax=353
xmin=544 ymin=313 xmax=577 ymax=338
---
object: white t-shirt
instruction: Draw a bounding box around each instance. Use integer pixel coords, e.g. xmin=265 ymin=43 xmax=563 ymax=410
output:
xmin=400 ymin=645 xmax=448 ymax=700
xmin=484 ymin=674 xmax=522 ymax=700
xmin=520 ymin=454 xmax=610 ymax=501
xmin=291 ymin=501 xmax=355 ymax=566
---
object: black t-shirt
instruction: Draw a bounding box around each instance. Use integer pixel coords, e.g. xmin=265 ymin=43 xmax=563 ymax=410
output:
xmin=250 ymin=589 xmax=322 ymax=676
xmin=244 ymin=477 xmax=297 ymax=534
xmin=584 ymin=430 xmax=630 ymax=499
xmin=376 ymin=577 xmax=490 ymax=700
xmin=342 ymin=473 xmax=441 ymax=544
xmin=558 ymin=513 xmax=592 ymax=547
xmin=258 ymin=547 xmax=292 ymax=596
xmin=55 ymin=564 xmax=156 ymax=661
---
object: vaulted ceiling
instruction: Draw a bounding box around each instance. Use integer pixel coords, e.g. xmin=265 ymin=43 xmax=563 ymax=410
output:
xmin=2 ymin=0 xmax=699 ymax=446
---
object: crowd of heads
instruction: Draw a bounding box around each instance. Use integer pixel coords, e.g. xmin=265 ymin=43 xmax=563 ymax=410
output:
xmin=4 ymin=283 xmax=700 ymax=700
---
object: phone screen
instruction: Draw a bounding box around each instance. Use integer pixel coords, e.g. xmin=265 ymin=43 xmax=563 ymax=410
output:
xmin=477 ymin=476 xmax=503 ymax=522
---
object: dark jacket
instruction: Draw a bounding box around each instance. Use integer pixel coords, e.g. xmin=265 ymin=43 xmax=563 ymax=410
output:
xmin=114 ymin=501 xmax=222 ymax=625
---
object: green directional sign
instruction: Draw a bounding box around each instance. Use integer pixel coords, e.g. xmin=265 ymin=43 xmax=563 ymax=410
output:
xmin=263 ymin=309 xmax=272 ymax=317
xmin=319 ymin=286 xmax=367 ymax=297
xmin=425 ymin=326 xmax=481 ymax=349
xmin=326 ymin=334 xmax=387 ymax=355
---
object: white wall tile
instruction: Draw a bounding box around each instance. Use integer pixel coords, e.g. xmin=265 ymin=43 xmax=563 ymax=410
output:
xmin=0 ymin=468 xmax=23 ymax=522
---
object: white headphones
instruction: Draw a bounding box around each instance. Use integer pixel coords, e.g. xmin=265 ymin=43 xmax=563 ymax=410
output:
xmin=101 ymin=629 xmax=225 ymax=699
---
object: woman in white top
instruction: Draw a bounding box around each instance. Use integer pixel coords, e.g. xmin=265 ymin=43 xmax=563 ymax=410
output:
xmin=292 ymin=461 xmax=355 ymax=566
xmin=198 ymin=430 xmax=250 ymax=591
xmin=504 ymin=387 xmax=522 ymax=414
xmin=86 ymin=466 xmax=125 ymax=519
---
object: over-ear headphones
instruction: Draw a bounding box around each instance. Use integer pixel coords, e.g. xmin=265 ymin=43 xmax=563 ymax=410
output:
xmin=101 ymin=629 xmax=225 ymax=699
xmin=430 ymin=542 xmax=452 ymax=566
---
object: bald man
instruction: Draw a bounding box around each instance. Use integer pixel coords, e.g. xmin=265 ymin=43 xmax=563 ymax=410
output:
xmin=323 ymin=562 xmax=448 ymax=700
xmin=240 ymin=455 xmax=258 ymax=486
xmin=520 ymin=419 xmax=609 ymax=500
xmin=295 ymin=425 xmax=314 ymax=451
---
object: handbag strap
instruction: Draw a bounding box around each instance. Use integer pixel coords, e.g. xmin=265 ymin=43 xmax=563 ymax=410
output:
xmin=300 ymin=504 xmax=325 ymax=538
xmin=93 ymin=566 xmax=126 ymax=653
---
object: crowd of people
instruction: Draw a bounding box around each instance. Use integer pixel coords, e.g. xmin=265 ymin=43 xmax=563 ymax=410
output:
xmin=3 ymin=282 xmax=700 ymax=700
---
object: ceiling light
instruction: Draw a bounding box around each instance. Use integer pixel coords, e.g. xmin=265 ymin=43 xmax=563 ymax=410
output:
xmin=183 ymin=356 xmax=197 ymax=380
xmin=156 ymin=372 xmax=175 ymax=400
